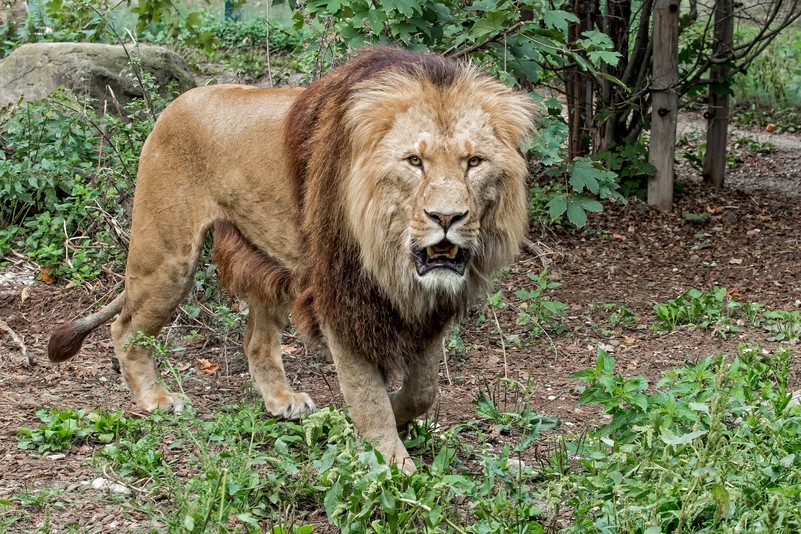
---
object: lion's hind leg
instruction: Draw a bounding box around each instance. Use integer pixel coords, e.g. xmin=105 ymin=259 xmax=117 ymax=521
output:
xmin=111 ymin=235 xmax=207 ymax=412
xmin=213 ymin=221 xmax=314 ymax=419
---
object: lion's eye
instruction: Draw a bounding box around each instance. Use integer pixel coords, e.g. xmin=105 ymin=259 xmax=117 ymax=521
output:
xmin=407 ymin=155 xmax=423 ymax=168
xmin=467 ymin=156 xmax=483 ymax=168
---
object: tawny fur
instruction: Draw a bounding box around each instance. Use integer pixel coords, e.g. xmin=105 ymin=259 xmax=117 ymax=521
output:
xmin=48 ymin=46 xmax=537 ymax=473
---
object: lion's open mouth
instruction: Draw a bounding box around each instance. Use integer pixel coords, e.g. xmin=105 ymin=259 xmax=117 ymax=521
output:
xmin=412 ymin=240 xmax=470 ymax=276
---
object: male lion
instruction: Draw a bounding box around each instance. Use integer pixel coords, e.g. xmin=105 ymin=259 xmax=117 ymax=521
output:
xmin=49 ymin=46 xmax=537 ymax=473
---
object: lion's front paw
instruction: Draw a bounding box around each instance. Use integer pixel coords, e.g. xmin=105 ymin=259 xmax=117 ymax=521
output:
xmin=139 ymin=389 xmax=186 ymax=413
xmin=264 ymin=391 xmax=315 ymax=420
xmin=377 ymin=438 xmax=416 ymax=475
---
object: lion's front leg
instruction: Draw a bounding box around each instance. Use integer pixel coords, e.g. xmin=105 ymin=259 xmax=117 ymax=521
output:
xmin=389 ymin=339 xmax=441 ymax=428
xmin=245 ymin=302 xmax=314 ymax=420
xmin=327 ymin=335 xmax=415 ymax=475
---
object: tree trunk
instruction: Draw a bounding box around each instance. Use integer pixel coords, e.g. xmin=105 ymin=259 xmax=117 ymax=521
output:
xmin=647 ymin=0 xmax=679 ymax=212
xmin=599 ymin=0 xmax=632 ymax=152
xmin=702 ymin=0 xmax=734 ymax=188
xmin=566 ymin=0 xmax=597 ymax=159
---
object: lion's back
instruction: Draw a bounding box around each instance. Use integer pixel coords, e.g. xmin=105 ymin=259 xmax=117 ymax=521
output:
xmin=131 ymin=84 xmax=307 ymax=266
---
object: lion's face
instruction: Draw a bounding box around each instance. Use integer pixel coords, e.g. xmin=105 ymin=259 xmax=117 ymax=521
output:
xmin=342 ymin=69 xmax=535 ymax=311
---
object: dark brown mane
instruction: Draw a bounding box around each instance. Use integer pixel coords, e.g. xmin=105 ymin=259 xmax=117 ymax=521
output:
xmin=212 ymin=220 xmax=293 ymax=306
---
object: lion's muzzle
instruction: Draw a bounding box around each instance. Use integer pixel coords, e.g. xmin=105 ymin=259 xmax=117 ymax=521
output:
xmin=412 ymin=240 xmax=470 ymax=276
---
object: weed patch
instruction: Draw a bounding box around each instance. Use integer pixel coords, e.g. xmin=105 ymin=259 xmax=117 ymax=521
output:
xmin=13 ymin=340 xmax=801 ymax=531
xmin=559 ymin=345 xmax=801 ymax=532
xmin=654 ymin=287 xmax=800 ymax=343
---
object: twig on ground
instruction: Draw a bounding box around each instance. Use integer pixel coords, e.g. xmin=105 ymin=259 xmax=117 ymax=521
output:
xmin=0 ymin=318 xmax=33 ymax=367
xmin=487 ymin=295 xmax=509 ymax=380
xmin=441 ymin=342 xmax=452 ymax=385
xmin=522 ymin=237 xmax=553 ymax=268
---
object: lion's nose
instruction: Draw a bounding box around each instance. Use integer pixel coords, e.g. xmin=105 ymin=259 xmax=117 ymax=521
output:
xmin=425 ymin=210 xmax=468 ymax=232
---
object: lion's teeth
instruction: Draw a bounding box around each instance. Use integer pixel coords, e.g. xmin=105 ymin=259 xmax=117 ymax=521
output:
xmin=426 ymin=245 xmax=460 ymax=260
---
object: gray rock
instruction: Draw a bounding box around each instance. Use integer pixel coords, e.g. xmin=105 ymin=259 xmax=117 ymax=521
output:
xmin=0 ymin=42 xmax=195 ymax=111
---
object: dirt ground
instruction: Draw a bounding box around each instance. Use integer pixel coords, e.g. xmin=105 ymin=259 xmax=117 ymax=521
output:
xmin=1 ymin=120 xmax=800 ymax=532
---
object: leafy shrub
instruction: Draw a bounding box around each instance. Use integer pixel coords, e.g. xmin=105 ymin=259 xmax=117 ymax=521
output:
xmin=514 ymin=270 xmax=568 ymax=336
xmin=593 ymin=138 xmax=655 ymax=200
xmin=560 ymin=345 xmax=801 ymax=532
xmin=654 ymin=287 xmax=801 ymax=343
xmin=0 ymin=75 xmax=167 ymax=282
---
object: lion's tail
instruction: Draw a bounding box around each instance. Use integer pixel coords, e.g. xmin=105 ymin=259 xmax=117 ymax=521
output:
xmin=48 ymin=292 xmax=126 ymax=363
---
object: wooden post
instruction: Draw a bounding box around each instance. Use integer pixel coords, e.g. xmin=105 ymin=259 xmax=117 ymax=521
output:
xmin=647 ymin=0 xmax=679 ymax=212
xmin=702 ymin=0 xmax=734 ymax=188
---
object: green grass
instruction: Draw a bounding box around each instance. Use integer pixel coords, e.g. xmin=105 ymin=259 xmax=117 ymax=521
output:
xmin=11 ymin=333 xmax=801 ymax=532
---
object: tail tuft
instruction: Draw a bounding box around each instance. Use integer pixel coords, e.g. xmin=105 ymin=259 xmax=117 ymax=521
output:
xmin=48 ymin=292 xmax=126 ymax=363
xmin=48 ymin=320 xmax=93 ymax=362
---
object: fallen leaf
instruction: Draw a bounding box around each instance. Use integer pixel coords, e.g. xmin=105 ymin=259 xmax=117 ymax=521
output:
xmin=726 ymin=289 xmax=743 ymax=298
xmin=729 ymin=258 xmax=743 ymax=265
xmin=281 ymin=344 xmax=298 ymax=354
xmin=40 ymin=267 xmax=54 ymax=284
xmin=20 ymin=287 xmax=30 ymax=303
xmin=65 ymin=281 xmax=76 ymax=290
xmin=611 ymin=233 xmax=627 ymax=240
xmin=196 ymin=358 xmax=219 ymax=374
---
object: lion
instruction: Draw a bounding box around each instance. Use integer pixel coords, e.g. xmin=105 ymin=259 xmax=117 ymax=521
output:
xmin=48 ymin=46 xmax=537 ymax=473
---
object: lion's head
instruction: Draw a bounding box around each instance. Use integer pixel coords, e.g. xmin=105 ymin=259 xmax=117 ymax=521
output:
xmin=342 ymin=61 xmax=536 ymax=315
xmin=286 ymin=47 xmax=537 ymax=364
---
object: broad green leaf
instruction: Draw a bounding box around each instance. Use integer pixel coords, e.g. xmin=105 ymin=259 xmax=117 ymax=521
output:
xmin=580 ymin=198 xmax=603 ymax=212
xmin=566 ymin=200 xmax=588 ymax=227
xmin=543 ymin=9 xmax=579 ymax=31
xmin=383 ymin=0 xmax=420 ymax=17
xmin=689 ymin=402 xmax=709 ymax=412
xmin=546 ymin=195 xmax=567 ymax=220
xmin=661 ymin=428 xmax=707 ymax=446
xmin=469 ymin=11 xmax=508 ymax=40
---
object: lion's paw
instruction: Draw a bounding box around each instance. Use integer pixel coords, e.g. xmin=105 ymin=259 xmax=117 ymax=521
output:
xmin=139 ymin=389 xmax=186 ymax=413
xmin=265 ymin=391 xmax=315 ymax=420
xmin=377 ymin=438 xmax=416 ymax=476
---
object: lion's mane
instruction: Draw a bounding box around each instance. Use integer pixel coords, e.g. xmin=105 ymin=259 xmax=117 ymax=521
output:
xmin=285 ymin=47 xmax=536 ymax=375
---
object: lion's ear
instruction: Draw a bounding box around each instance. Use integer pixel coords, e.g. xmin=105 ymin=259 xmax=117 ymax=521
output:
xmin=493 ymin=90 xmax=540 ymax=151
xmin=459 ymin=68 xmax=540 ymax=151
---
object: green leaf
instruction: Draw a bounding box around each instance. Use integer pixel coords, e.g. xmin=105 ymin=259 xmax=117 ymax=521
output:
xmin=469 ymin=11 xmax=507 ymax=40
xmin=546 ymin=195 xmax=567 ymax=220
xmin=566 ymin=200 xmax=588 ymax=227
xmin=543 ymin=9 xmax=579 ymax=31
xmin=661 ymin=428 xmax=707 ymax=446
xmin=580 ymin=198 xmax=603 ymax=212
xmin=689 ymin=402 xmax=709 ymax=412
xmin=587 ymin=50 xmax=621 ymax=67
xmin=383 ymin=0 xmax=420 ymax=17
